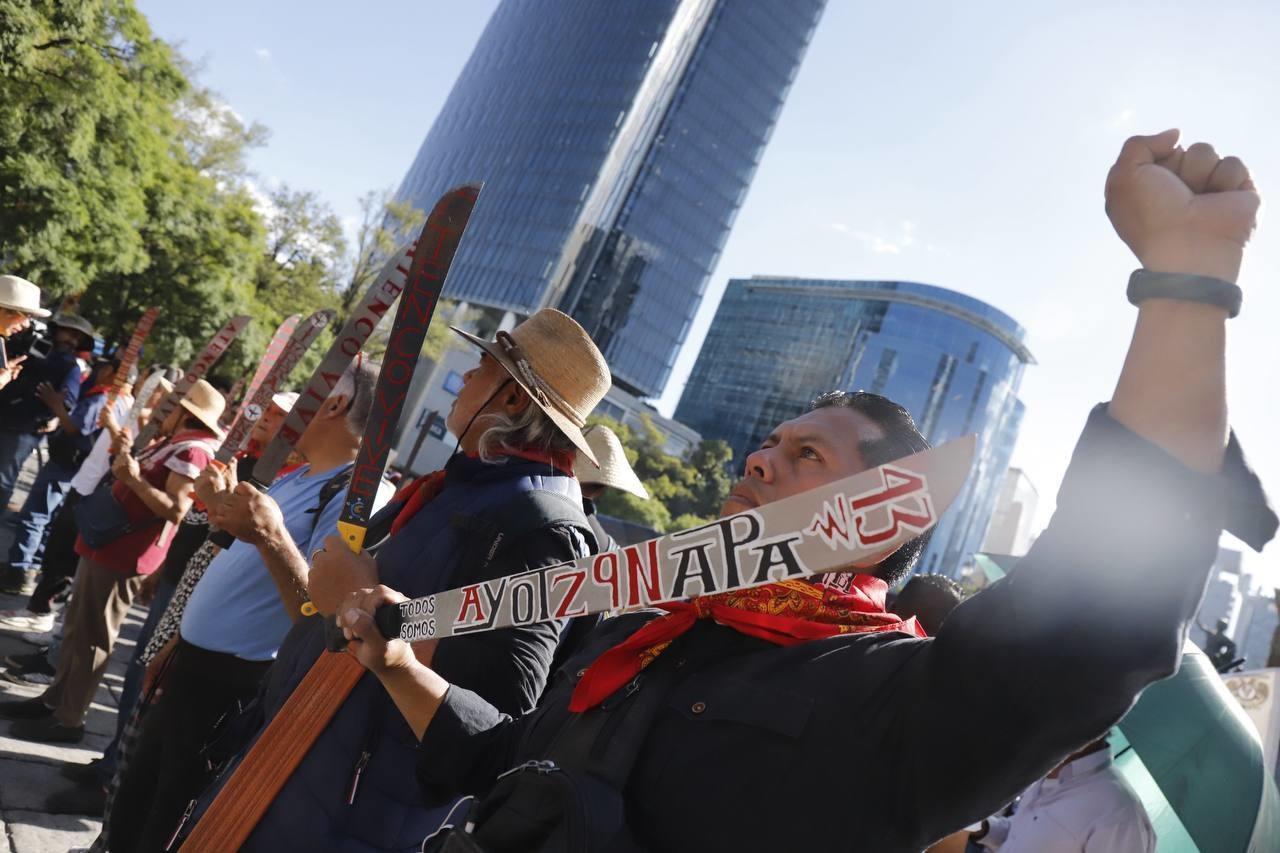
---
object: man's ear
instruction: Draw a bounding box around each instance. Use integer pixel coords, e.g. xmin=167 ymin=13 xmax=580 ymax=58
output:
xmin=503 ymin=386 xmax=533 ymax=417
xmin=321 ymin=392 xmax=351 ymax=421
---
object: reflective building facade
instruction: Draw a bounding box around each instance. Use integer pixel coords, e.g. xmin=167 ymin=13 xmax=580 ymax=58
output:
xmin=395 ymin=0 xmax=825 ymax=397
xmin=675 ymin=277 xmax=1034 ymax=576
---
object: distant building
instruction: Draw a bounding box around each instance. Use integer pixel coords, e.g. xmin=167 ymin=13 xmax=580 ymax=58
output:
xmin=981 ymin=467 xmax=1039 ymax=556
xmin=1196 ymin=548 xmax=1247 ymax=640
xmin=394 ymin=346 xmax=703 ymax=477
xmin=595 ymin=384 xmax=701 ymax=458
xmin=1238 ymin=578 xmax=1280 ymax=670
xmin=395 ymin=0 xmax=827 ymax=397
xmin=676 ymin=277 xmax=1033 ymax=575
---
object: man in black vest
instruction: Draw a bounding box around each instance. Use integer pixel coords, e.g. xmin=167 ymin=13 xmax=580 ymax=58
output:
xmin=338 ymin=130 xmax=1276 ymax=851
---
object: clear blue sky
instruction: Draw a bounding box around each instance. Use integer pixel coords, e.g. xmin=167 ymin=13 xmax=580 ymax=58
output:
xmin=138 ymin=0 xmax=1280 ymax=584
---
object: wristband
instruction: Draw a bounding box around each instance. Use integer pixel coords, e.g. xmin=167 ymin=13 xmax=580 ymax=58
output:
xmin=1127 ymin=269 xmax=1242 ymax=318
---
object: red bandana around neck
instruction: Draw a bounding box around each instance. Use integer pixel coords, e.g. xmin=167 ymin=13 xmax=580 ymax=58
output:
xmin=569 ymin=575 xmax=923 ymax=712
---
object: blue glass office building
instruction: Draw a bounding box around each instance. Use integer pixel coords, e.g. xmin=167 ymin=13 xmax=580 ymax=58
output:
xmin=675 ymin=277 xmax=1034 ymax=576
xmin=395 ymin=0 xmax=825 ymax=397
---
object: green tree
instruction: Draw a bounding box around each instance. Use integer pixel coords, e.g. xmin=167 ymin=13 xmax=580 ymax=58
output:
xmin=588 ymin=415 xmax=732 ymax=534
xmin=0 ymin=0 xmax=189 ymax=292
xmin=226 ymin=185 xmax=347 ymax=382
xmin=339 ymin=189 xmax=421 ymax=315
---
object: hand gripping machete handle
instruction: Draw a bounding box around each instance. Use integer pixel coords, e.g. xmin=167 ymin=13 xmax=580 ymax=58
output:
xmin=321 ymin=523 xmax=373 ymax=650
xmin=324 ymin=600 xmax=405 ymax=652
xmin=204 ymin=477 xmax=269 ymax=551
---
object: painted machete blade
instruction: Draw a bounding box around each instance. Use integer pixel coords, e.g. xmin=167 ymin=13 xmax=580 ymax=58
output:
xmin=214 ymin=309 xmax=335 ymax=465
xmin=379 ymin=434 xmax=976 ymax=642
xmin=132 ymin=315 xmax=251 ymax=452
xmin=335 ymin=183 xmax=481 ymax=554
xmin=233 ymin=314 xmax=301 ymax=421
xmin=248 ymin=205 xmax=460 ymax=486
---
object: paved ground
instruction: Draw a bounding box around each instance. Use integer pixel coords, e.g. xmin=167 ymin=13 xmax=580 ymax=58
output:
xmin=0 ymin=452 xmax=144 ymax=851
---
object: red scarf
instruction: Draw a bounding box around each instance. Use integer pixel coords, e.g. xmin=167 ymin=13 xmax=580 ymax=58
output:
xmin=569 ymin=575 xmax=923 ymax=712
xmin=389 ymin=447 xmax=576 ymax=536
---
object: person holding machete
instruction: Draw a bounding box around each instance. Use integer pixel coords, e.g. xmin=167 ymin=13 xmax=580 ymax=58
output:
xmin=178 ymin=309 xmax=608 ymax=852
xmin=103 ymin=360 xmax=391 ymax=851
xmin=336 ymin=130 xmax=1276 ymax=851
xmin=0 ymin=379 xmax=226 ymax=745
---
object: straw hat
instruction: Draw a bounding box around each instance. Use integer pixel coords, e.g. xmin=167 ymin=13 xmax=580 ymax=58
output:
xmin=573 ymin=424 xmax=649 ymax=499
xmin=0 ymin=275 xmax=51 ymax=318
xmin=451 ymin=309 xmax=611 ymax=465
xmin=178 ymin=379 xmax=226 ymax=436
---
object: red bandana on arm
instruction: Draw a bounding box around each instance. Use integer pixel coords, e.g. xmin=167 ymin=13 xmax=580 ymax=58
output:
xmin=569 ymin=575 xmax=923 ymax=712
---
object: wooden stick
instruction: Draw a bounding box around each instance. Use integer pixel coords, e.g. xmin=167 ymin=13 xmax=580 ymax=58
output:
xmin=181 ymin=652 xmax=364 ymax=851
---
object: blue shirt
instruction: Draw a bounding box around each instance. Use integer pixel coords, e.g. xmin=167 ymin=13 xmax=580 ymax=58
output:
xmin=181 ymin=464 xmax=390 ymax=661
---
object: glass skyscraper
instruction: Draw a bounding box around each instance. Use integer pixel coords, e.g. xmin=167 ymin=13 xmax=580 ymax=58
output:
xmin=395 ymin=0 xmax=826 ymax=397
xmin=675 ymin=277 xmax=1034 ymax=577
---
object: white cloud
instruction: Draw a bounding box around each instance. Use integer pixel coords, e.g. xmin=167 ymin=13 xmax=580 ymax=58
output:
xmin=255 ymin=47 xmax=272 ymax=62
xmin=835 ymin=219 xmax=918 ymax=255
xmin=1113 ymin=108 xmax=1135 ymax=126
xmin=244 ymin=179 xmax=277 ymax=220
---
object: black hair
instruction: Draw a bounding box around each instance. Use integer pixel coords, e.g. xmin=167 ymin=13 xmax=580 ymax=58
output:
xmin=890 ymin=573 xmax=965 ymax=635
xmin=808 ymin=390 xmax=933 ymax=586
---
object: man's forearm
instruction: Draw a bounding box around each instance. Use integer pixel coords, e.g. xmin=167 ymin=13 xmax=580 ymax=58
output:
xmin=51 ymin=406 xmax=77 ymax=435
xmin=258 ymin=530 xmax=314 ymax=622
xmin=125 ymin=478 xmax=186 ymax=524
xmin=1109 ymin=299 xmax=1227 ymax=474
xmin=377 ymin=661 xmax=450 ymax=741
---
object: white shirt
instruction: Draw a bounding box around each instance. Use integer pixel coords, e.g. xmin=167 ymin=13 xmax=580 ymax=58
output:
xmin=69 ymin=398 xmax=135 ymax=496
xmin=976 ymin=748 xmax=1155 ymax=853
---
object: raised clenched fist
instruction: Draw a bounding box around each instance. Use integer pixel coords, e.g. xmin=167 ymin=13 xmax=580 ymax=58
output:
xmin=1105 ymin=129 xmax=1260 ymax=284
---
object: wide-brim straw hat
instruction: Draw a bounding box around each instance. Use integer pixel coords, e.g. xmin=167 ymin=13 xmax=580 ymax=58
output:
xmin=451 ymin=309 xmax=610 ymax=466
xmin=178 ymin=378 xmax=227 ymax=437
xmin=0 ymin=275 xmax=51 ymax=318
xmin=573 ymin=424 xmax=649 ymax=499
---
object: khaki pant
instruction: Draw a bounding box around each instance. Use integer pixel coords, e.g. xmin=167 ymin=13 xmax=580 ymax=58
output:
xmin=41 ymin=556 xmax=143 ymax=728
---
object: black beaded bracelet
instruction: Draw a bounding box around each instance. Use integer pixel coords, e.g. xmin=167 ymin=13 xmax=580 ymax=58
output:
xmin=1127 ymin=269 xmax=1242 ymax=318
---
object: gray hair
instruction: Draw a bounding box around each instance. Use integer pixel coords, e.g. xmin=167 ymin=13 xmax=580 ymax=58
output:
xmin=476 ymin=402 xmax=574 ymax=463
xmin=328 ymin=358 xmax=379 ymax=436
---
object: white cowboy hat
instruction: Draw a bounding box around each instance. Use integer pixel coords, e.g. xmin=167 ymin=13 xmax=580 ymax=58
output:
xmin=573 ymin=424 xmax=650 ymax=499
xmin=451 ymin=309 xmax=611 ymax=466
xmin=270 ymin=391 xmax=299 ymax=412
xmin=0 ymin=275 xmax=51 ymax=318
xmin=178 ymin=378 xmax=227 ymax=437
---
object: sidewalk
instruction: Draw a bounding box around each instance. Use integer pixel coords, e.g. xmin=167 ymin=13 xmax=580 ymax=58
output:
xmin=0 ymin=455 xmax=144 ymax=851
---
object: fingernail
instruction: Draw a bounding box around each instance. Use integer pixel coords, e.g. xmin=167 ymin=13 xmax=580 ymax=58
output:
xmin=345 ymin=608 xmax=361 ymax=624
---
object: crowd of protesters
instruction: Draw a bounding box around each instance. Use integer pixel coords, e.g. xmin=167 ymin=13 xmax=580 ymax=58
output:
xmin=0 ymin=128 xmax=1272 ymax=853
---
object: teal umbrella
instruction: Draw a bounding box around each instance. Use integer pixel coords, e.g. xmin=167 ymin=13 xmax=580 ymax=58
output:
xmin=1117 ymin=643 xmax=1280 ymax=853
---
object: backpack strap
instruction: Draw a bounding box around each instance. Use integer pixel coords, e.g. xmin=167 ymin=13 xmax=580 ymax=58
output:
xmin=307 ymin=467 xmax=354 ymax=537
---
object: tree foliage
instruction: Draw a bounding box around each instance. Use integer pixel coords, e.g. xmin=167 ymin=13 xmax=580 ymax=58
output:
xmin=339 ymin=189 xmax=421 ymax=315
xmin=0 ymin=0 xmax=189 ymax=291
xmin=0 ymin=0 xmax=424 ymax=386
xmin=588 ymin=415 xmax=734 ymax=534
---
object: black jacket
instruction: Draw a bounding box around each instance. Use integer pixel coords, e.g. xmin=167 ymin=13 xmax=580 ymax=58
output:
xmin=416 ymin=409 xmax=1275 ymax=852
